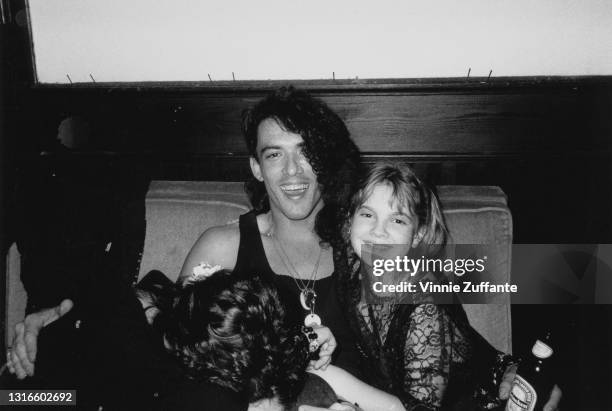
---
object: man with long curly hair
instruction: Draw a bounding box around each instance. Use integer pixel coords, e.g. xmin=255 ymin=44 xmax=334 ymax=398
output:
xmin=177 ymin=86 xmax=363 ymax=373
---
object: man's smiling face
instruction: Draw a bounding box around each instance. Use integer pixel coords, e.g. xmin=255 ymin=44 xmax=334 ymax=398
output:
xmin=250 ymin=118 xmax=323 ymax=221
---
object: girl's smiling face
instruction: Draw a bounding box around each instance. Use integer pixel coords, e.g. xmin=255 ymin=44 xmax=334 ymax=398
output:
xmin=350 ymin=183 xmax=422 ymax=260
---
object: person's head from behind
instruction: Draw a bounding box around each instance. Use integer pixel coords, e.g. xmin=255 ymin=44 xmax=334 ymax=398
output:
xmin=346 ymin=162 xmax=448 ymax=261
xmin=161 ymin=271 xmax=306 ymax=407
xmin=243 ymin=86 xmax=361 ymax=247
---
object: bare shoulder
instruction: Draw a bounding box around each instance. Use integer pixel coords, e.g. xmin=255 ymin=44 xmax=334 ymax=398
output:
xmin=179 ymin=221 xmax=240 ymax=279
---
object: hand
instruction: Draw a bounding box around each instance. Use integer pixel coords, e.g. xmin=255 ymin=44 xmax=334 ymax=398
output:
xmin=6 ymin=299 xmax=74 ymax=379
xmin=307 ymin=325 xmax=337 ymax=371
xmin=499 ymin=364 xmax=562 ymax=411
xmin=135 ymin=290 xmax=160 ymax=325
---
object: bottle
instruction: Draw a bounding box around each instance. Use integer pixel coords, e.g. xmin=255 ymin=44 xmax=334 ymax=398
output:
xmin=505 ymin=331 xmax=554 ymax=411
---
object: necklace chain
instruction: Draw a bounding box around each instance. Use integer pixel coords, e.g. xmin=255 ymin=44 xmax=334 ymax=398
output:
xmin=266 ymin=218 xmax=323 ymax=324
xmin=272 ymin=235 xmax=322 ymax=292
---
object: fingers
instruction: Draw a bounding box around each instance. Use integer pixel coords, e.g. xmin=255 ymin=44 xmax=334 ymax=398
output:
xmin=308 ymin=352 xmax=332 ymax=371
xmin=543 ymin=384 xmax=562 ymax=411
xmin=12 ymin=299 xmax=73 ymax=378
xmin=23 ymin=314 xmax=44 ymax=365
xmin=313 ymin=326 xmax=336 ymax=353
xmin=54 ymin=299 xmax=74 ymax=321
xmin=6 ymin=301 xmax=73 ymax=380
xmin=13 ymin=321 xmax=36 ymax=378
xmin=498 ymin=380 xmax=512 ymax=401
xmin=319 ymin=340 xmax=334 ymax=358
xmin=309 ymin=326 xmax=336 ymax=370
xmin=498 ymin=364 xmax=518 ymax=400
xmin=312 ymin=341 xmax=334 ymax=370
xmin=24 ymin=300 xmax=72 ymax=364
xmin=6 ymin=349 xmax=14 ymax=374
xmin=6 ymin=346 xmax=16 ymax=377
xmin=8 ymin=323 xmax=29 ymax=379
xmin=8 ymin=348 xmax=28 ymax=379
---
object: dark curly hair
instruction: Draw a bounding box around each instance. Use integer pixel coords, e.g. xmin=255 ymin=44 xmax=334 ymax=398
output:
xmin=156 ymin=271 xmax=309 ymax=406
xmin=242 ymin=86 xmax=362 ymax=249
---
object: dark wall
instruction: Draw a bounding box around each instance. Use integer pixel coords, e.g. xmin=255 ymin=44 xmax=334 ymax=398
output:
xmin=12 ymin=79 xmax=612 ymax=244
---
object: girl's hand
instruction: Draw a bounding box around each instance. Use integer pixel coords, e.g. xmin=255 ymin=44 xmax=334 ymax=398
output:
xmin=307 ymin=325 xmax=336 ymax=371
xmin=499 ymin=364 xmax=562 ymax=411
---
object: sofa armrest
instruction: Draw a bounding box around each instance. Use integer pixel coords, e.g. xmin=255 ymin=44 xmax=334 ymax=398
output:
xmin=438 ymin=186 xmax=513 ymax=353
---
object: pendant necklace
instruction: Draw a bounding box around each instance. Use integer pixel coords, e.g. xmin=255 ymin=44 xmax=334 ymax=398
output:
xmin=272 ymin=234 xmax=323 ymax=326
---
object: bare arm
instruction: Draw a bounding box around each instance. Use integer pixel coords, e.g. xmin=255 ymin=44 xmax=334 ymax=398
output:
xmin=309 ymin=365 xmax=405 ymax=411
xmin=178 ymin=223 xmax=240 ymax=282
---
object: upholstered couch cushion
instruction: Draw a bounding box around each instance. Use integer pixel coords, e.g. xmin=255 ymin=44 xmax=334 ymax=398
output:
xmin=138 ymin=181 xmax=250 ymax=281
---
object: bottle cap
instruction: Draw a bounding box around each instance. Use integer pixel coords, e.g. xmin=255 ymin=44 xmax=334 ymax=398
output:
xmin=532 ymin=339 xmax=553 ymax=359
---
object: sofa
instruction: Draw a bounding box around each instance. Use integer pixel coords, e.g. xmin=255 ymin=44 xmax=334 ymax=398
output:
xmin=5 ymin=180 xmax=513 ymax=353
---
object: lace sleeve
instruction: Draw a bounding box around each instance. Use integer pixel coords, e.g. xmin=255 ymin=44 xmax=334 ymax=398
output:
xmin=400 ymin=304 xmax=453 ymax=410
xmin=399 ymin=304 xmax=519 ymax=411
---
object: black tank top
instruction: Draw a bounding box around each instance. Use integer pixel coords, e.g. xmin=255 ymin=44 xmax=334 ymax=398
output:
xmin=233 ymin=211 xmax=360 ymax=375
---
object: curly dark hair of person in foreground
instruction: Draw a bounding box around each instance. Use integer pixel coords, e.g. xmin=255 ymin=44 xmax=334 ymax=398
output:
xmin=154 ymin=271 xmax=309 ymax=407
xmin=242 ymin=86 xmax=362 ymax=250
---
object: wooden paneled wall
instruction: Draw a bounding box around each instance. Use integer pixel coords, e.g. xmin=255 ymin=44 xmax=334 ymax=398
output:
xmin=11 ymin=78 xmax=612 ymax=242
xmin=21 ymin=78 xmax=612 ymax=156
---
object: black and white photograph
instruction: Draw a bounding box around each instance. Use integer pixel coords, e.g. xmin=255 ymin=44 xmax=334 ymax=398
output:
xmin=1 ymin=0 xmax=611 ymax=410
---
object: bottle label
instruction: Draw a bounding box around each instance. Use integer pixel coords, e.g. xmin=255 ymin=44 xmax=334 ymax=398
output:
xmin=532 ymin=340 xmax=553 ymax=359
xmin=505 ymin=374 xmax=537 ymax=411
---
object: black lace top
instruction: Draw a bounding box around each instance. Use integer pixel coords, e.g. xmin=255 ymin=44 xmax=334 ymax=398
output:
xmin=336 ymin=248 xmax=516 ymax=411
